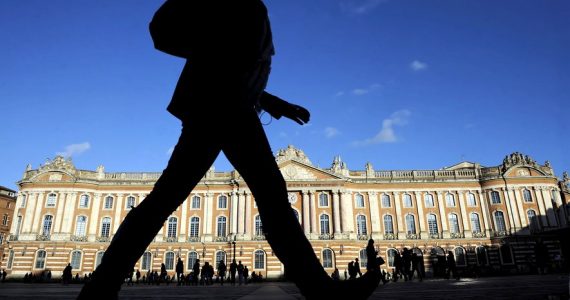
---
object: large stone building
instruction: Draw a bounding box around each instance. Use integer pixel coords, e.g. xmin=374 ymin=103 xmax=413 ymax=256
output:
xmin=0 ymin=185 xmax=17 ymax=266
xmin=2 ymin=146 xmax=569 ymax=278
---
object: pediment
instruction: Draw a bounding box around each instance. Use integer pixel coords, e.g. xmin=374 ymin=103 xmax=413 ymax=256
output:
xmin=32 ymin=170 xmax=76 ymax=182
xmin=278 ymin=160 xmax=344 ymax=181
xmin=504 ymin=166 xmax=547 ymax=177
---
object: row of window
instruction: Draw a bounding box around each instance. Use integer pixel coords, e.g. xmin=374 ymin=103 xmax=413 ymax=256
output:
xmin=18 ymin=188 xmax=559 ymax=212
xmin=24 ymin=208 xmax=537 ymax=239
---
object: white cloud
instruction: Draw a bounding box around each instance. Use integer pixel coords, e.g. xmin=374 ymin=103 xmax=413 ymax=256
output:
xmin=56 ymin=142 xmax=91 ymax=157
xmin=410 ymin=60 xmax=428 ymax=71
xmin=341 ymin=0 xmax=386 ymax=15
xmin=352 ymin=110 xmax=411 ymax=146
xmin=351 ymin=83 xmax=382 ymax=96
xmin=325 ymin=127 xmax=341 ymax=138
xmin=334 ymin=91 xmax=345 ymax=97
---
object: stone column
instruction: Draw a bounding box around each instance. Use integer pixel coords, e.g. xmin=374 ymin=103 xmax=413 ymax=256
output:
xmin=477 ymin=190 xmax=492 ymax=236
xmin=436 ymin=191 xmax=448 ymax=238
xmin=22 ymin=192 xmax=37 ymax=235
xmin=332 ymin=191 xmax=341 ymax=234
xmin=112 ymin=194 xmax=124 ymax=233
xmin=302 ymin=191 xmax=311 ymax=235
xmin=31 ymin=192 xmax=45 ymax=234
xmin=512 ymin=188 xmax=526 ymax=228
xmin=61 ymin=192 xmax=77 ymax=235
xmin=204 ymin=193 xmax=213 ymax=241
xmin=88 ymin=193 xmax=102 ymax=241
xmin=180 ymin=194 xmax=188 ymax=241
xmin=309 ymin=191 xmax=317 ymax=237
xmin=540 ymin=187 xmax=558 ymax=226
xmin=533 ymin=187 xmax=548 ymax=227
xmin=458 ymin=191 xmax=470 ymax=238
xmin=244 ymin=192 xmax=252 ymax=239
xmin=230 ymin=191 xmax=238 ymax=236
xmin=414 ymin=192 xmax=427 ymax=238
xmin=53 ymin=193 xmax=68 ymax=234
xmin=368 ymin=191 xmax=381 ymax=239
xmin=340 ymin=191 xmax=355 ymax=238
xmin=394 ymin=192 xmax=405 ymax=238
xmin=501 ymin=188 xmax=515 ymax=232
xmin=237 ymin=192 xmax=246 ymax=236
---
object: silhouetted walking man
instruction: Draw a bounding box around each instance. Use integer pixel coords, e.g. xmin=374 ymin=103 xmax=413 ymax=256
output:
xmin=446 ymin=251 xmax=459 ymax=280
xmin=218 ymin=260 xmax=227 ymax=286
xmin=176 ymin=258 xmax=184 ymax=286
xmin=77 ymin=1 xmax=379 ymax=299
xmin=230 ymin=259 xmax=237 ymax=285
xmin=192 ymin=259 xmax=200 ymax=286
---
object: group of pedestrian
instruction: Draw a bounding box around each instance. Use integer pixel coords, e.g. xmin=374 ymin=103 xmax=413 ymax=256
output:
xmin=390 ymin=247 xmax=425 ymax=282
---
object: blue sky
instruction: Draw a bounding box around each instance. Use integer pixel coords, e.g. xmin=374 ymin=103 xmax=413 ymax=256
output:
xmin=1 ymin=0 xmax=568 ymax=191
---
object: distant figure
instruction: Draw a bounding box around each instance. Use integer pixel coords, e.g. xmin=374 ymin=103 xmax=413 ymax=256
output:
xmin=354 ymin=258 xmax=362 ymax=278
xmin=243 ymin=265 xmax=249 ymax=285
xmin=402 ymin=248 xmax=411 ymax=281
xmin=192 ymin=259 xmax=201 ymax=286
xmin=47 ymin=270 xmax=52 ymax=282
xmin=1 ymin=269 xmax=7 ymax=282
xmin=230 ymin=259 xmax=237 ymax=285
xmin=176 ymin=258 xmax=184 ymax=285
xmin=237 ymin=261 xmax=244 ymax=285
xmin=446 ymin=251 xmax=459 ymax=280
xmin=411 ymin=253 xmax=422 ymax=281
xmin=136 ymin=269 xmax=141 ymax=284
xmin=348 ymin=261 xmax=356 ymax=280
xmin=534 ymin=240 xmax=549 ymax=275
xmin=331 ymin=268 xmax=340 ymax=281
xmin=394 ymin=251 xmax=403 ymax=281
xmin=62 ymin=263 xmax=72 ymax=285
xmin=365 ymin=239 xmax=385 ymax=273
xmin=77 ymin=1 xmax=379 ymax=299
xmin=217 ymin=260 xmax=227 ymax=286
xmin=160 ymin=263 xmax=168 ymax=283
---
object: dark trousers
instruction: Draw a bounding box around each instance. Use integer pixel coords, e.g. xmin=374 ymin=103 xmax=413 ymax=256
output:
xmin=78 ymin=107 xmax=329 ymax=297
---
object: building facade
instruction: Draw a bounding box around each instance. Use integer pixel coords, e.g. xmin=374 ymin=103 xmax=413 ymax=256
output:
xmin=0 ymin=185 xmax=17 ymax=266
xmin=2 ymin=146 xmax=569 ymax=278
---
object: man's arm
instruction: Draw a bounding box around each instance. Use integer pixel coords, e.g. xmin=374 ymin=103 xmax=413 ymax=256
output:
xmin=259 ymin=92 xmax=310 ymax=125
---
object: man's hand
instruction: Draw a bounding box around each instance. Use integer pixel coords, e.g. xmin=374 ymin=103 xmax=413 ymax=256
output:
xmin=282 ymin=103 xmax=310 ymax=125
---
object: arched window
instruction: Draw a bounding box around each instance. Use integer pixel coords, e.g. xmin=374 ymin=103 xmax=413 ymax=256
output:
xmin=165 ymin=252 xmax=175 ymax=270
xmin=255 ymin=215 xmax=264 ymax=236
xmin=100 ymin=217 xmax=112 ymax=237
xmin=46 ymin=193 xmax=57 ymax=207
xmin=523 ymin=189 xmax=532 ymax=202
xmin=468 ymin=193 xmax=477 ymax=206
xmin=359 ymin=249 xmax=367 ymax=270
xmin=387 ymin=249 xmax=398 ymax=268
xmin=254 ymin=250 xmax=265 ymax=269
xmin=476 ymin=246 xmax=488 ymax=265
xmin=104 ymin=196 xmax=114 ymax=209
xmin=42 ymin=215 xmax=53 ymax=236
xmin=499 ymin=245 xmax=513 ymax=265
xmin=494 ymin=211 xmax=506 ymax=232
xmin=189 ymin=217 xmax=200 ymax=238
xmin=167 ymin=217 xmax=178 ymax=238
xmin=96 ymin=251 xmax=105 ymax=269
xmin=355 ymin=194 xmax=365 ymax=208
xmin=320 ymin=214 xmax=330 ymax=235
xmin=405 ymin=214 xmax=416 ymax=234
xmin=470 ymin=213 xmax=481 ymax=233
xmin=71 ymin=250 xmax=82 ymax=270
xmin=448 ymin=214 xmax=460 ymax=234
xmin=216 ymin=251 xmax=226 ymax=264
xmin=2 ymin=214 xmax=7 ymax=226
xmin=191 ymin=195 xmax=201 ymax=209
xmin=218 ymin=195 xmax=228 ymax=209
xmin=126 ymin=196 xmax=136 ymax=209
xmin=454 ymin=247 xmax=466 ymax=266
xmin=75 ymin=216 xmax=87 ymax=237
xmin=427 ymin=214 xmax=438 ymax=235
xmin=322 ymin=249 xmax=334 ymax=268
xmin=527 ymin=209 xmax=538 ymax=231
xmin=382 ymin=194 xmax=391 ymax=208
xmin=319 ymin=193 xmax=329 ymax=207
xmin=446 ymin=193 xmax=456 ymax=207
xmin=383 ymin=215 xmax=394 ymax=234
xmin=424 ymin=193 xmax=435 ymax=207
xmin=35 ymin=250 xmax=47 ymax=269
xmin=491 ymin=191 xmax=501 ymax=204
xmin=187 ymin=251 xmax=198 ymax=271
xmin=79 ymin=194 xmax=90 ymax=208
xmin=356 ymin=215 xmax=367 ymax=236
xmin=403 ymin=193 xmax=412 ymax=208
xmin=217 ymin=216 xmax=227 ymax=237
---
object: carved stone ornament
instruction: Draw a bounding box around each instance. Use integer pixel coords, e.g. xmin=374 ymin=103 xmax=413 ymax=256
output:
xmin=287 ymin=192 xmax=298 ymax=204
xmin=275 ymin=145 xmax=312 ymax=165
xmin=501 ymin=152 xmax=537 ymax=172
xmin=39 ymin=156 xmax=76 ymax=174
xmin=281 ymin=165 xmax=317 ymax=180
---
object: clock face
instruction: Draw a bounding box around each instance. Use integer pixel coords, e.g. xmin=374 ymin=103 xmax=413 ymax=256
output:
xmin=288 ymin=193 xmax=297 ymax=204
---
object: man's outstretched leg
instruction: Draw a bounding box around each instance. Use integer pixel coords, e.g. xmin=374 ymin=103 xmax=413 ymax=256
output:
xmin=223 ymin=108 xmax=380 ymax=299
xmin=77 ymin=123 xmax=221 ymax=299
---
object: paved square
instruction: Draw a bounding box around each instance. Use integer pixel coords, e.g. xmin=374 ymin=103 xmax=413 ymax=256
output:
xmin=0 ymin=274 xmax=567 ymax=299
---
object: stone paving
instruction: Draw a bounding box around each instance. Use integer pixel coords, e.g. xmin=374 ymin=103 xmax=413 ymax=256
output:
xmin=0 ymin=274 xmax=567 ymax=299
